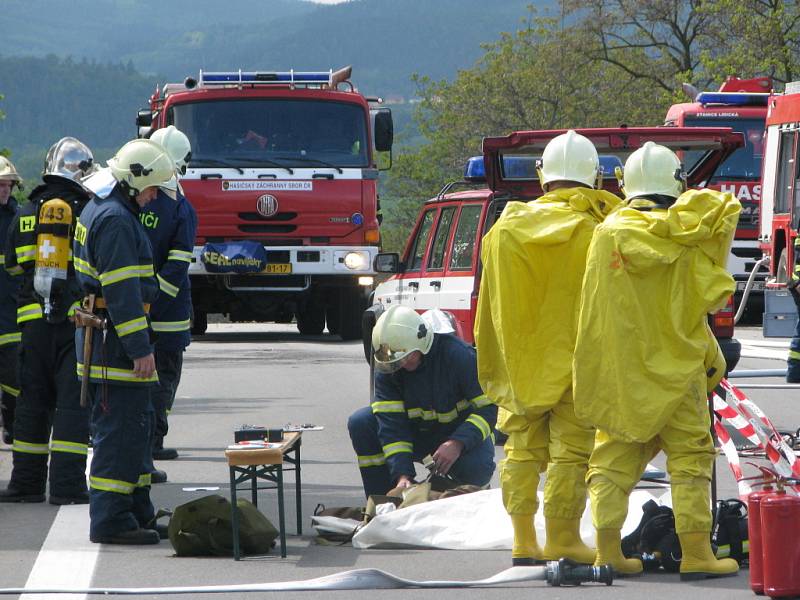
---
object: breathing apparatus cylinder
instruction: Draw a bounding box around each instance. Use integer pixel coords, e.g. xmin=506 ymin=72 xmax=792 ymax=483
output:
xmin=34 ymin=198 xmax=73 ymax=322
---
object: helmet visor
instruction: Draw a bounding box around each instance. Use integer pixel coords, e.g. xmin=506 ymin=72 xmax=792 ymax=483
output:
xmin=373 ymin=344 xmax=413 ymax=374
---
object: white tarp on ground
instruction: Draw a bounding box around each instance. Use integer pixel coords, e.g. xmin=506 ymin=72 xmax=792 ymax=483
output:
xmin=347 ymin=487 xmax=671 ymax=550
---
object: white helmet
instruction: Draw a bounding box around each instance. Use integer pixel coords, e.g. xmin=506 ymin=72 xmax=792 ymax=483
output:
xmin=0 ymin=156 xmax=23 ymax=187
xmin=150 ymin=126 xmax=191 ymax=174
xmin=621 ymin=141 xmax=686 ymax=201
xmin=44 ymin=137 xmax=95 ymax=182
xmin=107 ymin=139 xmax=175 ymax=195
xmin=372 ymin=305 xmax=434 ymax=373
xmin=537 ymin=130 xmax=601 ymax=191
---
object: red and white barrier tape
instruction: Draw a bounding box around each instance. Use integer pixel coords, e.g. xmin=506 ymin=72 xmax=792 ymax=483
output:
xmin=712 ymin=379 xmax=800 ymax=495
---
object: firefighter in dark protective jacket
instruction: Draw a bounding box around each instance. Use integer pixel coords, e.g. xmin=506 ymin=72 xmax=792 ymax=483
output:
xmin=143 ymin=126 xmax=197 ymax=467
xmin=74 ymin=138 xmax=174 ymax=545
xmin=348 ymin=305 xmax=497 ymax=497
xmin=0 ymin=156 xmax=22 ymax=445
xmin=0 ymin=138 xmax=95 ymax=504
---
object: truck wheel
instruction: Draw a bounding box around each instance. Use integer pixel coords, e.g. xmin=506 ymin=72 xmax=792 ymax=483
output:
xmin=296 ymin=304 xmax=325 ymax=335
xmin=191 ymin=310 xmax=208 ymax=336
xmin=337 ymin=286 xmax=367 ymax=341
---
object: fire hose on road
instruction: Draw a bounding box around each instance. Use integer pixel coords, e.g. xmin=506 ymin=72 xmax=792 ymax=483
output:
xmin=0 ymin=560 xmax=612 ymax=595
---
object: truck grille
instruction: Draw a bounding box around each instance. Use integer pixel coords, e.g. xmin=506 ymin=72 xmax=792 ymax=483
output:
xmin=238 ymin=212 xmax=297 ymax=221
xmin=238 ymin=224 xmax=297 ymax=233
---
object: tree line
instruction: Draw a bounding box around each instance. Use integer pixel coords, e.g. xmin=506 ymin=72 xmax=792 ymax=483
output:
xmin=379 ymin=0 xmax=800 ymax=252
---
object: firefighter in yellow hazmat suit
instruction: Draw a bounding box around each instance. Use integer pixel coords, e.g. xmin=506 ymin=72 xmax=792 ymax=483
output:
xmin=573 ymin=141 xmax=740 ymax=579
xmin=475 ymin=130 xmax=621 ymax=566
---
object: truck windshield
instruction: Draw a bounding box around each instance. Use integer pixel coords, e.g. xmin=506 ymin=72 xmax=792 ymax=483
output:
xmin=170 ymin=99 xmax=369 ymax=169
xmin=683 ymin=116 xmax=765 ymax=182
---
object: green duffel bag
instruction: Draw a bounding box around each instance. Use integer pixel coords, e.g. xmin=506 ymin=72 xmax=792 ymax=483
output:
xmin=168 ymin=494 xmax=279 ymax=557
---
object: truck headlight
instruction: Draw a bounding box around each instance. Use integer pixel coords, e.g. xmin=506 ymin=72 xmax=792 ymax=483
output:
xmin=344 ymin=251 xmax=368 ymax=270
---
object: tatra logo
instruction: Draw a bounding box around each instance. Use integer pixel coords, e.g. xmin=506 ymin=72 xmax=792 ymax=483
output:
xmin=256 ymin=194 xmax=278 ymax=217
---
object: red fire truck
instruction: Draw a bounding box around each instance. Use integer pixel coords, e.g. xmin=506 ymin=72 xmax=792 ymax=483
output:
xmin=665 ymin=76 xmax=772 ymax=314
xmin=758 ymin=82 xmax=800 ymax=336
xmin=135 ymin=67 xmax=393 ymax=338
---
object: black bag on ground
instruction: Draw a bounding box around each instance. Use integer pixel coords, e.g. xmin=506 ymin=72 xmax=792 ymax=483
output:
xmin=168 ymin=494 xmax=278 ymax=557
xmin=621 ymin=499 xmax=682 ymax=572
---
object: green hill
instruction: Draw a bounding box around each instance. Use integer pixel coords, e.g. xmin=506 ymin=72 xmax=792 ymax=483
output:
xmin=0 ymin=0 xmax=550 ymax=180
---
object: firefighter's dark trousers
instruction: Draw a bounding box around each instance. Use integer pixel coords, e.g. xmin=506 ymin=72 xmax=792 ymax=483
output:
xmin=152 ymin=348 xmax=183 ymax=446
xmin=788 ymin=317 xmax=800 ymax=383
xmin=0 ymin=342 xmax=19 ymax=439
xmin=348 ymin=405 xmax=496 ymax=498
xmin=9 ymin=320 xmax=89 ymax=497
xmin=89 ymin=383 xmax=154 ymax=539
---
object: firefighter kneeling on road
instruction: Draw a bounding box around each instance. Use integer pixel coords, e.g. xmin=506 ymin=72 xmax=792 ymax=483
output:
xmin=475 ymin=130 xmax=621 ymax=567
xmin=348 ymin=305 xmax=497 ymax=498
xmin=74 ymin=138 xmax=174 ymax=545
xmin=0 ymin=138 xmax=95 ymax=504
xmin=573 ymin=142 xmax=740 ymax=579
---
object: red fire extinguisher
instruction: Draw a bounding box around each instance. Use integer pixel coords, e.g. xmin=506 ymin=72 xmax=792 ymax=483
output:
xmin=761 ymin=480 xmax=800 ymax=598
xmin=747 ymin=472 xmax=776 ymax=595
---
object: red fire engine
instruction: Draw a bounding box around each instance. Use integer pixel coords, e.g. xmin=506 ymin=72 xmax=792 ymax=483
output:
xmin=665 ymin=77 xmax=772 ymax=313
xmin=759 ymin=82 xmax=800 ymax=301
xmin=136 ymin=66 xmax=393 ymax=338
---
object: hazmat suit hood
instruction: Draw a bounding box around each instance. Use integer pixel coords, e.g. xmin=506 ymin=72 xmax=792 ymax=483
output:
xmin=475 ymin=187 xmax=621 ymax=418
xmin=572 ymin=189 xmax=741 ymax=443
xmin=516 ymin=187 xmax=622 ymax=245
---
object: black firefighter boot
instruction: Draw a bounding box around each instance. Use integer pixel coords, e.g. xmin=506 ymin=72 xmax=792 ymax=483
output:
xmin=0 ymin=452 xmax=46 ymax=503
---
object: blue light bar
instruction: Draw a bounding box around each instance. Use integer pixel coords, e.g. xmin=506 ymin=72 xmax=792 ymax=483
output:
xmin=464 ymin=155 xmax=538 ymax=181
xmin=465 ymin=154 xmax=621 ymax=182
xmin=199 ymin=70 xmax=333 ymax=87
xmin=696 ymin=92 xmax=769 ymax=107
xmin=464 ymin=156 xmax=485 ymax=181
xmin=599 ymin=155 xmax=623 ymax=175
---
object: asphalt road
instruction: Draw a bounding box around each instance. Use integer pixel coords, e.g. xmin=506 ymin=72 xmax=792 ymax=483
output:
xmin=0 ymin=323 xmax=794 ymax=599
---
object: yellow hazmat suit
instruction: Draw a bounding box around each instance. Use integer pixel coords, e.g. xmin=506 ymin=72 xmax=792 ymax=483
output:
xmin=475 ymin=187 xmax=621 ymax=562
xmin=573 ymin=188 xmax=740 ymax=547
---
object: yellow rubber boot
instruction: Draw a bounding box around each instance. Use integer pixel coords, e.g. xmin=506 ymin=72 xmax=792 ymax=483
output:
xmin=678 ymin=532 xmax=739 ymax=581
xmin=542 ymin=517 xmax=596 ymax=564
xmin=595 ymin=529 xmax=643 ymax=576
xmin=510 ymin=514 xmax=544 ymax=566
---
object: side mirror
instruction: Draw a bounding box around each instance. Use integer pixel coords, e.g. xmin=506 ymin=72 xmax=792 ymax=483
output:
xmin=136 ymin=109 xmax=153 ymax=128
xmin=374 ymin=252 xmax=400 ymax=273
xmin=372 ymin=109 xmax=394 ymax=152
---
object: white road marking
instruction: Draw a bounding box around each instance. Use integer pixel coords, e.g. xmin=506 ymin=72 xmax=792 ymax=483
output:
xmin=21 ymin=448 xmax=96 ymax=599
xmin=23 ymin=505 xmax=96 ymax=599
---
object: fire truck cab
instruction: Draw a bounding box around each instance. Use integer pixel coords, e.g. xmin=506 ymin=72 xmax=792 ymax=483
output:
xmin=665 ymin=76 xmax=772 ymax=317
xmin=365 ymin=127 xmax=744 ymax=370
xmin=136 ymin=67 xmax=393 ymax=339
